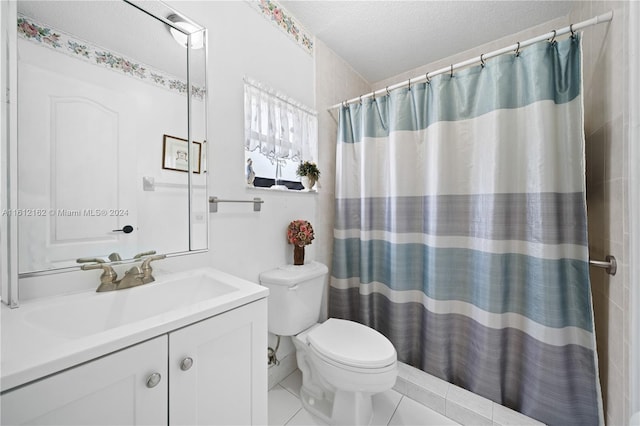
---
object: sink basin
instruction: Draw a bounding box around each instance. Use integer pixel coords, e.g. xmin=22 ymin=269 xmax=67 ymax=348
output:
xmin=25 ymin=270 xmax=238 ymax=338
xmin=1 ymin=267 xmax=268 ymax=393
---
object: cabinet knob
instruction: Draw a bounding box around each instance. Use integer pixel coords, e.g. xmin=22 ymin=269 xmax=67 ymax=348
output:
xmin=180 ymin=357 xmax=194 ymax=371
xmin=146 ymin=372 xmax=162 ymax=388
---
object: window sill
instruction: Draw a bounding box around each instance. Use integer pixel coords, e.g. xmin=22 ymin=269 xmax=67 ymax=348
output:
xmin=246 ymin=185 xmax=318 ymax=195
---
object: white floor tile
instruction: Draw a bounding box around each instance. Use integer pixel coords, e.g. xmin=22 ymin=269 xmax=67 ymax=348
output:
xmin=268 ymin=385 xmax=303 ymax=426
xmin=371 ymin=388 xmax=403 ymax=426
xmin=280 ymin=369 xmax=303 ymax=398
xmin=285 ymin=408 xmax=327 ymax=426
xmin=270 ymin=369 xmax=461 ymax=426
xmin=389 ymin=396 xmax=461 ymax=426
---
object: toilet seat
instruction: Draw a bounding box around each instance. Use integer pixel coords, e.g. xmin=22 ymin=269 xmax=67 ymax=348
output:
xmin=306 ymin=318 xmax=396 ymax=370
xmin=308 ymin=344 xmax=398 ymax=376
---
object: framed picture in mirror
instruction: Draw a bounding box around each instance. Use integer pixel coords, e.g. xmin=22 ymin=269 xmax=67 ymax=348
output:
xmin=162 ymin=134 xmax=202 ymax=173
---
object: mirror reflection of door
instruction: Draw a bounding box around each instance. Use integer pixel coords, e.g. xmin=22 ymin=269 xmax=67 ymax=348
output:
xmin=18 ymin=38 xmax=139 ymax=272
xmin=15 ymin=1 xmax=204 ymax=274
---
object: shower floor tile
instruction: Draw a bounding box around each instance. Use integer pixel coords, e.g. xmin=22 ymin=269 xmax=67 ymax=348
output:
xmin=268 ymin=370 xmax=461 ymax=426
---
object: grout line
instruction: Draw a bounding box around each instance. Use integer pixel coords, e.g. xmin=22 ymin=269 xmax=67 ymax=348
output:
xmin=386 ymin=395 xmax=404 ymax=426
xmin=283 ymin=407 xmax=303 ymax=426
xmin=279 ymin=370 xmax=302 ymax=399
xmin=281 ymin=385 xmax=300 ymax=399
xmin=268 ymin=384 xmax=302 ymax=426
xmin=282 ymin=368 xmax=299 ymax=382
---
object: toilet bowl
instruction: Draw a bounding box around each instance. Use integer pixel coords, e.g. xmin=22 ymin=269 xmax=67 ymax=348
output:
xmin=294 ymin=319 xmax=397 ymax=425
xmin=260 ymin=262 xmax=398 ymax=425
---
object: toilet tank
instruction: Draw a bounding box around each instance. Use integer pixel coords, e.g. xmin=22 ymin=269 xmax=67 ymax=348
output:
xmin=259 ymin=261 xmax=328 ymax=336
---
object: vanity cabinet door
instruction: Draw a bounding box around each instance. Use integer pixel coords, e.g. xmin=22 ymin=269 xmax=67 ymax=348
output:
xmin=0 ymin=336 xmax=168 ymax=426
xmin=169 ymin=299 xmax=268 ymax=425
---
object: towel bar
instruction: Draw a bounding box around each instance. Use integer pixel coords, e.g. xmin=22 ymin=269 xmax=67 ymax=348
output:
xmin=589 ymin=255 xmax=617 ymax=276
xmin=208 ymin=196 xmax=263 ymax=213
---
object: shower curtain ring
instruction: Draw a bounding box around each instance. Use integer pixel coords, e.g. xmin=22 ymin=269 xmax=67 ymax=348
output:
xmin=549 ymin=29 xmax=557 ymax=44
xmin=342 ymin=100 xmax=347 ymax=108
xmin=570 ymin=23 xmax=576 ymax=38
xmin=359 ymin=95 xmax=362 ymax=105
xmin=480 ymin=53 xmax=486 ymax=68
xmin=515 ymin=42 xmax=521 ymax=57
xmin=408 ymin=78 xmax=411 ymax=91
xmin=386 ymin=86 xmax=390 ymax=96
xmin=450 ymin=64 xmax=453 ymax=77
xmin=425 ymin=73 xmax=431 ymax=84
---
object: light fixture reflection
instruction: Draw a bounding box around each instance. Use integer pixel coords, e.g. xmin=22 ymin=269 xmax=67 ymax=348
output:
xmin=167 ymin=14 xmax=204 ymax=49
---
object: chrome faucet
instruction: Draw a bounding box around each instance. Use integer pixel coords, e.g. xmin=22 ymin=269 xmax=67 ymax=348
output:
xmin=80 ymin=253 xmax=166 ymax=292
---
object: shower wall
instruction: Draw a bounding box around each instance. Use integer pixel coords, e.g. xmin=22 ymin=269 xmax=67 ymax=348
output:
xmin=570 ymin=2 xmax=631 ymax=425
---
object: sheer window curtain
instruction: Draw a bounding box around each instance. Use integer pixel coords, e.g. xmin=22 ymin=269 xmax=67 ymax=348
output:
xmin=244 ymin=78 xmax=317 ymax=163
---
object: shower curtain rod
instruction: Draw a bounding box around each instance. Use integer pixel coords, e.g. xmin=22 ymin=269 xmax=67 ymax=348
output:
xmin=328 ymin=10 xmax=613 ymax=110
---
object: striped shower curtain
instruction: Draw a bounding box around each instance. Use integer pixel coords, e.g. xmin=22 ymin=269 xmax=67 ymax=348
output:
xmin=330 ymin=35 xmax=602 ymax=425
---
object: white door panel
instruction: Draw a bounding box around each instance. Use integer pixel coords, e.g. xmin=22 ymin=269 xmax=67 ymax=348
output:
xmin=18 ymin=52 xmax=138 ymax=271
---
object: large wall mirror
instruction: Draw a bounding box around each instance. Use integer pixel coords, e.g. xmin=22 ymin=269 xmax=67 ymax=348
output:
xmin=14 ymin=0 xmax=207 ymax=276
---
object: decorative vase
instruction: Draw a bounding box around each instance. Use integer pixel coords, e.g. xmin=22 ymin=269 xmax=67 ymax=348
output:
xmin=294 ymin=245 xmax=305 ymax=265
xmin=301 ymin=176 xmax=316 ymax=191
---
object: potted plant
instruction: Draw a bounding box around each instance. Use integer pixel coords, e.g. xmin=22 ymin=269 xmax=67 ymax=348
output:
xmin=296 ymin=161 xmax=320 ymax=190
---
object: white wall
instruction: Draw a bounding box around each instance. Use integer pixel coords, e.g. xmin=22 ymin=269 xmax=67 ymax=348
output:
xmin=166 ymin=0 xmax=317 ymax=384
xmin=11 ymin=3 xmax=305 ymax=286
xmin=9 ymin=0 xmax=318 ymax=383
xmin=169 ymin=0 xmax=315 ymax=281
xmin=12 ymin=2 xmax=315 ymax=287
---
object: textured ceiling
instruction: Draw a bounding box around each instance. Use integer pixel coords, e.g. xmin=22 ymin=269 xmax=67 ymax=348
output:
xmin=280 ymin=1 xmax=574 ymax=83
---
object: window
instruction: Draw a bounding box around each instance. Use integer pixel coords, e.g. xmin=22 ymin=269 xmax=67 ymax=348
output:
xmin=244 ymin=78 xmax=317 ymax=190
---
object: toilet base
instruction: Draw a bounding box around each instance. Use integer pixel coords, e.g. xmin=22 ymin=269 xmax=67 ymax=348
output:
xmin=332 ymin=389 xmax=373 ymax=425
xmin=300 ymin=386 xmax=332 ymax=424
xmin=300 ymin=386 xmax=374 ymax=426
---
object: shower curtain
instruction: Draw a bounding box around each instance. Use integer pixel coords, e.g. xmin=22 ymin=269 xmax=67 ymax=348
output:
xmin=330 ymin=35 xmax=602 ymax=425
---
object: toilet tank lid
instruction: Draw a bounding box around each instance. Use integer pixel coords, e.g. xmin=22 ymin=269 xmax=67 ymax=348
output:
xmin=259 ymin=261 xmax=328 ymax=286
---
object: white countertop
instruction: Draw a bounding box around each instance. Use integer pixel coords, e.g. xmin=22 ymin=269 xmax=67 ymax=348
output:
xmin=1 ymin=267 xmax=268 ymax=392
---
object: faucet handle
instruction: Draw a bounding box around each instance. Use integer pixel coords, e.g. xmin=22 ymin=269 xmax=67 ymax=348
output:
xmin=81 ymin=263 xmax=118 ymax=292
xmin=108 ymin=252 xmax=122 ymax=261
xmin=134 ymin=250 xmax=157 ymax=259
xmin=141 ymin=254 xmax=167 ymax=271
xmin=76 ymin=257 xmax=105 ymax=264
xmin=139 ymin=254 xmax=166 ymax=284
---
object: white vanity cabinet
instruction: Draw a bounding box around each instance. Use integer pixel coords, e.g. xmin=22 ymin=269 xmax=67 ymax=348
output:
xmin=1 ymin=336 xmax=169 ymax=425
xmin=0 ymin=299 xmax=268 ymax=426
xmin=169 ymin=299 xmax=267 ymax=425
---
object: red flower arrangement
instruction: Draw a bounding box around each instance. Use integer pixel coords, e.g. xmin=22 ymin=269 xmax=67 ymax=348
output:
xmin=287 ymin=220 xmax=315 ymax=247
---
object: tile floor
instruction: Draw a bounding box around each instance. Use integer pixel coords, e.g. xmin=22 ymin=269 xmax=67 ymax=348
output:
xmin=268 ymin=370 xmax=460 ymax=426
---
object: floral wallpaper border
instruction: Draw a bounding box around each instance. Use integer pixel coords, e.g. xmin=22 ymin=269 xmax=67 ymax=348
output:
xmin=17 ymin=15 xmax=205 ymax=100
xmin=250 ymin=0 xmax=314 ymax=54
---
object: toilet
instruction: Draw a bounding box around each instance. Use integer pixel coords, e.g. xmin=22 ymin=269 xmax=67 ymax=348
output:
xmin=259 ymin=261 xmax=398 ymax=425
